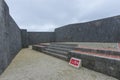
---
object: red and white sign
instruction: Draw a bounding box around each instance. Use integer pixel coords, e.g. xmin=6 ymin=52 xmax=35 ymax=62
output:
xmin=69 ymin=57 xmax=81 ymax=68
xmin=117 ymin=43 xmax=120 ymax=50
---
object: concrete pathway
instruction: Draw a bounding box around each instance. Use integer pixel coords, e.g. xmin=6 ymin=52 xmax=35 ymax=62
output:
xmin=0 ymin=48 xmax=118 ymax=80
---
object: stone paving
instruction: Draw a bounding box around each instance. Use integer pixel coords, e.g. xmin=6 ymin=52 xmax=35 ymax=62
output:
xmin=0 ymin=47 xmax=118 ymax=80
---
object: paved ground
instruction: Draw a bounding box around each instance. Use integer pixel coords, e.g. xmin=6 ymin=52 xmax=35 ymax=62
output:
xmin=0 ymin=47 xmax=118 ymax=80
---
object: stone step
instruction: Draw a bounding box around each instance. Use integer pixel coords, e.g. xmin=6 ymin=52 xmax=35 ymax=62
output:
xmin=51 ymin=43 xmax=78 ymax=46
xmin=42 ymin=50 xmax=68 ymax=61
xmin=32 ymin=45 xmax=45 ymax=52
xmin=45 ymin=48 xmax=68 ymax=56
xmin=69 ymin=50 xmax=120 ymax=79
xmin=71 ymin=50 xmax=120 ymax=60
xmin=46 ymin=46 xmax=71 ymax=52
xmin=75 ymin=47 xmax=120 ymax=56
xmin=49 ymin=44 xmax=76 ymax=49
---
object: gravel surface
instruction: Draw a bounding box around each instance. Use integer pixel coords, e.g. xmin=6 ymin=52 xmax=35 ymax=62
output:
xmin=0 ymin=47 xmax=118 ymax=80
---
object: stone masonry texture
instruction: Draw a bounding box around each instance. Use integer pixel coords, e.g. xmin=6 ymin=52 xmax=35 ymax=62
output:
xmin=21 ymin=29 xmax=29 ymax=48
xmin=69 ymin=51 xmax=120 ymax=79
xmin=0 ymin=0 xmax=22 ymax=75
xmin=55 ymin=15 xmax=120 ymax=42
xmin=28 ymin=32 xmax=55 ymax=45
xmin=8 ymin=16 xmax=22 ymax=62
xmin=1 ymin=0 xmax=120 ymax=78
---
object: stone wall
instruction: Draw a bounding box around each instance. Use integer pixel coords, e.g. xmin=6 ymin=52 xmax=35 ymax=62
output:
xmin=0 ymin=0 xmax=22 ymax=74
xmin=8 ymin=16 xmax=22 ymax=61
xmin=28 ymin=32 xmax=55 ymax=45
xmin=21 ymin=29 xmax=28 ymax=48
xmin=1 ymin=0 xmax=120 ymax=76
xmin=0 ymin=0 xmax=9 ymax=74
xmin=55 ymin=15 xmax=120 ymax=42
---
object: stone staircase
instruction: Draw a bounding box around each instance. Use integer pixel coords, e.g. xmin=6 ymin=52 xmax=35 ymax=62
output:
xmin=74 ymin=47 xmax=120 ymax=58
xmin=70 ymin=47 xmax=120 ymax=79
xmin=32 ymin=43 xmax=78 ymax=61
xmin=32 ymin=43 xmax=120 ymax=79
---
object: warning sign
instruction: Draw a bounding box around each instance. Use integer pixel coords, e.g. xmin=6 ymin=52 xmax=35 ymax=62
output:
xmin=69 ymin=57 xmax=81 ymax=68
xmin=117 ymin=43 xmax=120 ymax=50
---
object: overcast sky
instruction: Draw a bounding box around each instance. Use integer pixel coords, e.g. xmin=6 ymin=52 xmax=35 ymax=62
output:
xmin=5 ymin=0 xmax=120 ymax=32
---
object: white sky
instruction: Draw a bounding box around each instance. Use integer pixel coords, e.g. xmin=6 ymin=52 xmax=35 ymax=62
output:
xmin=5 ymin=0 xmax=120 ymax=32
